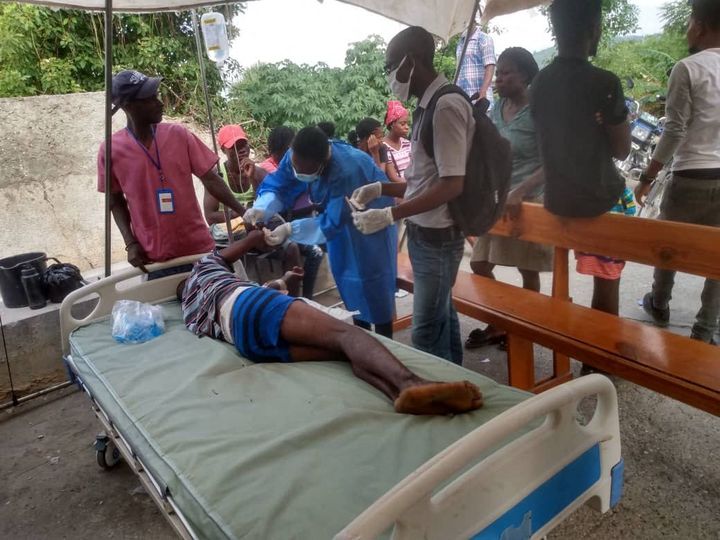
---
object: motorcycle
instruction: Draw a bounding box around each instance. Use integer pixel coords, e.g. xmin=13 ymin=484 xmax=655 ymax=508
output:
xmin=617 ymin=100 xmax=665 ymax=182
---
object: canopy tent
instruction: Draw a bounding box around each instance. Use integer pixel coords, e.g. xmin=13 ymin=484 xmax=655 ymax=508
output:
xmin=18 ymin=0 xmax=477 ymax=41
xmin=11 ymin=0 xmax=547 ymax=275
xmin=17 ymin=0 xmax=549 ymax=40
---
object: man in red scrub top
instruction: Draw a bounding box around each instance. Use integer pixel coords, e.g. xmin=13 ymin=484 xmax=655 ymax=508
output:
xmin=98 ymin=70 xmax=245 ymax=279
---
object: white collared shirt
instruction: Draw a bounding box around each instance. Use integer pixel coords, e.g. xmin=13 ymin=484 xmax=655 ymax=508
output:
xmin=405 ymin=75 xmax=475 ymax=228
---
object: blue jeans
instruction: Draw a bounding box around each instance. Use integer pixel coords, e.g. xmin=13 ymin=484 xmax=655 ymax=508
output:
xmin=407 ymin=224 xmax=465 ymax=364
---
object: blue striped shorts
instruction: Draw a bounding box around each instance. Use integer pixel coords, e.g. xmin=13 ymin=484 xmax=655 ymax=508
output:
xmin=230 ymin=286 xmax=297 ymax=363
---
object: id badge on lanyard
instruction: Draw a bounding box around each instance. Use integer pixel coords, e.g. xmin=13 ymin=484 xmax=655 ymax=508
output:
xmin=157 ymin=188 xmax=175 ymax=214
xmin=128 ymin=127 xmax=176 ymax=215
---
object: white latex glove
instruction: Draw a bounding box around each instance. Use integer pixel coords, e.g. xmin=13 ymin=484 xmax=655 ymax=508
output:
xmin=352 ymin=207 xmax=394 ymax=235
xmin=264 ymin=223 xmax=292 ymax=246
xmin=349 ymin=181 xmax=382 ymax=210
xmin=243 ymin=207 xmax=264 ymax=227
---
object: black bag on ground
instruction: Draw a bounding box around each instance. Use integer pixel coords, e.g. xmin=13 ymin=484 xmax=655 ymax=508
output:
xmin=419 ymin=85 xmax=513 ymax=236
xmin=43 ymin=262 xmax=85 ymax=303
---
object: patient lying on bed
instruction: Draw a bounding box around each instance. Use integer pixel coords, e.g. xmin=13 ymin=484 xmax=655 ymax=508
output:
xmin=177 ymin=230 xmax=483 ymax=416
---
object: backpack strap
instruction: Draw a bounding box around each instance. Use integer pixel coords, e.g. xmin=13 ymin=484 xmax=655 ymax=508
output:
xmin=418 ymin=83 xmax=472 ymax=160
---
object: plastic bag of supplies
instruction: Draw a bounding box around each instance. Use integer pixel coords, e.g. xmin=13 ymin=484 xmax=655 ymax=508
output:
xmin=111 ymin=300 xmax=165 ymax=344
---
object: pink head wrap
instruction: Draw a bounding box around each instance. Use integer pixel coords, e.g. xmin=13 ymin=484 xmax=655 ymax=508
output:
xmin=384 ymin=100 xmax=409 ymax=127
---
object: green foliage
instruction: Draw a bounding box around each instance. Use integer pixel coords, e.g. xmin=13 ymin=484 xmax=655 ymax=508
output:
xmin=435 ymin=36 xmax=460 ymax=81
xmin=226 ymin=35 xmax=394 ymax=145
xmin=594 ymin=32 xmax=687 ymax=115
xmin=542 ymin=0 xmax=640 ymax=46
xmin=600 ymin=0 xmax=640 ymax=44
xmin=0 ymin=2 xmax=243 ymax=118
xmin=661 ymin=0 xmax=692 ymax=34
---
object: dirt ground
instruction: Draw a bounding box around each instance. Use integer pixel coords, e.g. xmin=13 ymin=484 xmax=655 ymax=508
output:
xmin=1 ymin=264 xmax=719 ymax=539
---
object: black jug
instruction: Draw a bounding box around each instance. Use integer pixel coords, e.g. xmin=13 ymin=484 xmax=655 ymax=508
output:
xmin=21 ymin=264 xmax=47 ymax=310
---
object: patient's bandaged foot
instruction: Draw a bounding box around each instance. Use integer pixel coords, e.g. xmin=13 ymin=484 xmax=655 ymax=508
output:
xmin=394 ymin=381 xmax=483 ymax=415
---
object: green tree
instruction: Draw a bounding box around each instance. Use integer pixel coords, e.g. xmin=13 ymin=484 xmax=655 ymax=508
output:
xmin=226 ymin=35 xmax=393 ymax=146
xmin=600 ymin=0 xmax=640 ymax=43
xmin=593 ymin=0 xmax=690 ymax=114
xmin=0 ymin=3 xmax=244 ymax=116
xmin=661 ymin=0 xmax=692 ymax=34
xmin=542 ymin=0 xmax=639 ymax=46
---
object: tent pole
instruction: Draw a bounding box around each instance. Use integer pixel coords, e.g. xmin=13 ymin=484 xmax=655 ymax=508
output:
xmin=191 ymin=9 xmax=234 ymax=244
xmin=453 ymin=1 xmax=480 ymax=85
xmin=104 ymin=0 xmax=113 ymax=277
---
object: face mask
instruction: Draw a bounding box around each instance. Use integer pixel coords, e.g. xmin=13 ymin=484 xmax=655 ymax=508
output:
xmin=388 ymin=56 xmax=414 ymax=102
xmin=293 ymin=164 xmax=322 ymax=184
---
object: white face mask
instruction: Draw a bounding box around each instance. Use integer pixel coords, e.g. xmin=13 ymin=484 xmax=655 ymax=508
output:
xmin=292 ymin=164 xmax=323 ymax=184
xmin=387 ymin=55 xmax=414 ymax=102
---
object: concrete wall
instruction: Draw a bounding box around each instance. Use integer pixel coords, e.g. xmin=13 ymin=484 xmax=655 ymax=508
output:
xmin=0 ymin=92 xmax=211 ymax=272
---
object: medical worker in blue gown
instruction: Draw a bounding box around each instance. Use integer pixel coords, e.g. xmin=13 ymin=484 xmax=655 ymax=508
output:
xmin=243 ymin=126 xmax=397 ymax=338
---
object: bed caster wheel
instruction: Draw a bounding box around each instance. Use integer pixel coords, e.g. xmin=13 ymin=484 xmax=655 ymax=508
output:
xmin=94 ymin=434 xmax=122 ymax=470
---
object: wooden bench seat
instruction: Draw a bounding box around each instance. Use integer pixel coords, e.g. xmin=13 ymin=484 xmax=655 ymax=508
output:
xmin=395 ymin=203 xmax=720 ymax=416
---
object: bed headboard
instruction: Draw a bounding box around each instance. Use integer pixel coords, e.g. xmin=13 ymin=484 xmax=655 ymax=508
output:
xmin=60 ymin=255 xmax=202 ymax=356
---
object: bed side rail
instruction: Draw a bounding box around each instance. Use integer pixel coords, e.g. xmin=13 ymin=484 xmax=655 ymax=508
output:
xmin=60 ymin=255 xmax=202 ymax=355
xmin=335 ymin=374 xmax=621 ymax=540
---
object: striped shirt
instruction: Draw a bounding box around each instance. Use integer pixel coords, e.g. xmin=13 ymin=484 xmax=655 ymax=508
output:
xmin=384 ymin=138 xmax=412 ymax=178
xmin=181 ymin=252 xmax=255 ymax=340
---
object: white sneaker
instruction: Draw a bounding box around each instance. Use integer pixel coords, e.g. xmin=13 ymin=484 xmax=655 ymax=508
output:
xmin=395 ymin=289 xmax=409 ymax=298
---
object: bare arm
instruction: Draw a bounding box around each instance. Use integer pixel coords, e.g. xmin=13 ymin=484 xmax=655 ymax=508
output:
xmin=385 ymin=159 xmax=404 ymax=183
xmin=515 ymin=167 xmax=545 ymax=197
xmin=203 ymin=189 xmax=235 ymax=225
xmin=109 ymin=192 xmax=136 ymax=246
xmin=380 ymin=181 xmax=407 ymax=198
xmin=478 ymin=64 xmax=495 ymax=100
xmin=252 ymin=164 xmax=267 ymax=190
xmin=392 ymin=176 xmax=464 ymax=220
xmin=505 ymin=167 xmax=544 ymax=218
xmin=110 ymin=192 xmax=151 ymax=269
xmin=199 ymin=169 xmax=246 ymax=216
xmin=604 ymin=121 xmax=632 ymax=161
xmin=217 ymin=230 xmax=266 ymax=264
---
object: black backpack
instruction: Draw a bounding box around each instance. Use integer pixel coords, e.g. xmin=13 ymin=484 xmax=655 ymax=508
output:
xmin=419 ymin=84 xmax=513 ymax=236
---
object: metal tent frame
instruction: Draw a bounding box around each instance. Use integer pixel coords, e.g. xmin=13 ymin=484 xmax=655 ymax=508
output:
xmin=91 ymin=0 xmax=480 ymax=276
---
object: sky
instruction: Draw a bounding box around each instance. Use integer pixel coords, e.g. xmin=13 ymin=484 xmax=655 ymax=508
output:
xmin=230 ymin=0 xmax=667 ymax=69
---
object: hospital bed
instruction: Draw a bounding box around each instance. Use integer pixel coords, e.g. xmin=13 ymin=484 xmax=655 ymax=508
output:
xmin=60 ymin=256 xmax=624 ymax=540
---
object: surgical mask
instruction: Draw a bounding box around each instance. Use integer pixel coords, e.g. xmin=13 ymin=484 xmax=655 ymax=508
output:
xmin=293 ymin=164 xmax=322 ymax=184
xmin=388 ymin=56 xmax=414 ymax=102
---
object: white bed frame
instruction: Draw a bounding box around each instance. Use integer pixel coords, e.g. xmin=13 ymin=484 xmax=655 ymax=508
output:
xmin=61 ymin=259 xmax=623 ymax=540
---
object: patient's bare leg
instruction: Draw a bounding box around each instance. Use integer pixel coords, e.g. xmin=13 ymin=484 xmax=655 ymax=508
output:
xmin=280 ymin=302 xmax=483 ymax=415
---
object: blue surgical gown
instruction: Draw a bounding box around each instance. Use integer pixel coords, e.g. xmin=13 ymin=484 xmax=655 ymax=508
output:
xmin=256 ymin=141 xmax=397 ymax=324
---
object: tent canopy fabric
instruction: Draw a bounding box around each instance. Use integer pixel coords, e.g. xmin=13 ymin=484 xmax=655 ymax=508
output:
xmin=16 ymin=0 xmax=479 ymax=41
xmin=15 ymin=0 xmax=549 ymax=41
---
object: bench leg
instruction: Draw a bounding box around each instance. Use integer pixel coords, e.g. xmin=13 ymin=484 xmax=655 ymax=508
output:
xmin=553 ymin=352 xmax=572 ymax=380
xmin=392 ymin=314 xmax=412 ymax=332
xmin=507 ymin=334 xmax=535 ymax=391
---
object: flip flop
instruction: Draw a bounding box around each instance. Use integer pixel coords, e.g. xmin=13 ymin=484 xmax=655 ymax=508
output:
xmin=465 ymin=327 xmax=506 ymax=349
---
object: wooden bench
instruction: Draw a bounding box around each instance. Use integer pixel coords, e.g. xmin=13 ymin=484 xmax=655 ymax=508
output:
xmin=396 ymin=203 xmax=720 ymax=416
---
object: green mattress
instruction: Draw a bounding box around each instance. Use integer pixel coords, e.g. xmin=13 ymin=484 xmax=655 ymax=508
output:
xmin=69 ymin=301 xmax=531 ymax=539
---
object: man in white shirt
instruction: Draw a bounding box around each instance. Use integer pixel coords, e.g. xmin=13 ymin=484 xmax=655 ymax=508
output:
xmin=636 ymin=0 xmax=720 ymax=344
xmin=350 ymin=26 xmax=475 ymax=364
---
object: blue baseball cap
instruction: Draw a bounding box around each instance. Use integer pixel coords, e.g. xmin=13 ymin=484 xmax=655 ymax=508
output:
xmin=111 ymin=70 xmax=162 ymax=113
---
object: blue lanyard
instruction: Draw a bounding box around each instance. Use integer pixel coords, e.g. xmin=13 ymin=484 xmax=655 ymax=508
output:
xmin=127 ymin=126 xmax=165 ymax=183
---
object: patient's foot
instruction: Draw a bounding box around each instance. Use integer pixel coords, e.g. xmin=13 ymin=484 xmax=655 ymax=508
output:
xmin=394 ymin=381 xmax=483 ymax=415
